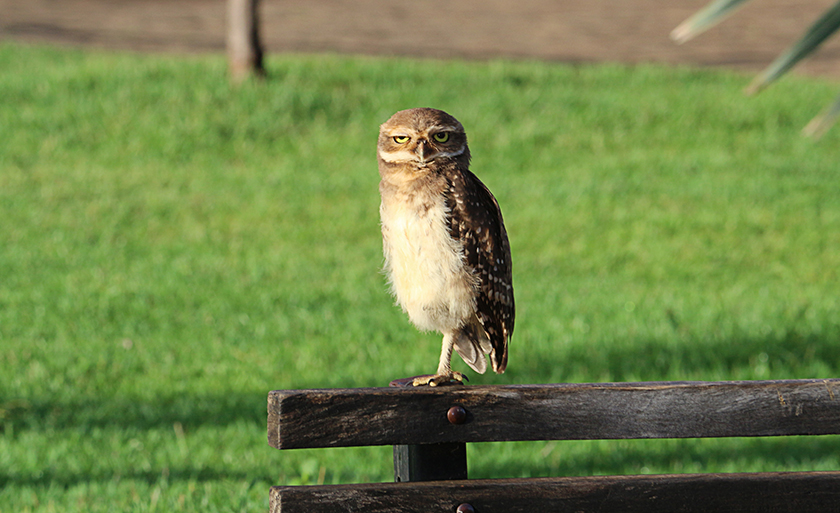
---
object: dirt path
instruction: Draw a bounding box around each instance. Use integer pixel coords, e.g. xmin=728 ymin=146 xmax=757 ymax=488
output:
xmin=2 ymin=0 xmax=840 ymax=78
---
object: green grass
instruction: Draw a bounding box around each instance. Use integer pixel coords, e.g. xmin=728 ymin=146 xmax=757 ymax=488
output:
xmin=1 ymin=42 xmax=839 ymax=511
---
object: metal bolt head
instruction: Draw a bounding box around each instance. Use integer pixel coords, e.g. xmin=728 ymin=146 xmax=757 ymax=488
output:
xmin=456 ymin=503 xmax=475 ymax=513
xmin=447 ymin=405 xmax=467 ymax=425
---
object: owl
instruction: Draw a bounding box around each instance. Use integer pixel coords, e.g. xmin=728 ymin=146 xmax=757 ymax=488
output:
xmin=377 ymin=108 xmax=514 ymax=386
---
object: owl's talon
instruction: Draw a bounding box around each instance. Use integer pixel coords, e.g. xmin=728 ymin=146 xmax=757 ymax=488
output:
xmin=411 ymin=372 xmax=467 ymax=387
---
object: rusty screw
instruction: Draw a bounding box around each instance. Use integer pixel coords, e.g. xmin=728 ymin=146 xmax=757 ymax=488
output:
xmin=456 ymin=503 xmax=475 ymax=513
xmin=447 ymin=405 xmax=467 ymax=425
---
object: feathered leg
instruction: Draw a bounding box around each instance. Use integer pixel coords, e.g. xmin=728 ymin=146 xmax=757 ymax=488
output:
xmin=411 ymin=332 xmax=466 ymax=387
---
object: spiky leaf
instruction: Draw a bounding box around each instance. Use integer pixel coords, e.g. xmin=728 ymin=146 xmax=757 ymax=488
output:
xmin=746 ymin=0 xmax=840 ymax=95
xmin=803 ymin=92 xmax=840 ymax=138
xmin=671 ymin=0 xmax=753 ymax=44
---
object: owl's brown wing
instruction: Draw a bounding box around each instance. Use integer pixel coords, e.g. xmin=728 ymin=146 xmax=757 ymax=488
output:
xmin=445 ymin=168 xmax=514 ymax=373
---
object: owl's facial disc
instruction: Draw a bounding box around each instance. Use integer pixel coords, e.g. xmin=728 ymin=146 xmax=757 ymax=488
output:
xmin=379 ymin=126 xmax=464 ymax=166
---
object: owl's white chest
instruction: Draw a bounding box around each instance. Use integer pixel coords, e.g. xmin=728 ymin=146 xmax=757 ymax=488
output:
xmin=380 ymin=189 xmax=476 ymax=333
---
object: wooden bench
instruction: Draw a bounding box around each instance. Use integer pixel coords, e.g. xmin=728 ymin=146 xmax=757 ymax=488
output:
xmin=268 ymin=378 xmax=840 ymax=512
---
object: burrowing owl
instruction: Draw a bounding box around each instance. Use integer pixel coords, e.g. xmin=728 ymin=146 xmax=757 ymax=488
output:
xmin=377 ymin=108 xmax=514 ymax=386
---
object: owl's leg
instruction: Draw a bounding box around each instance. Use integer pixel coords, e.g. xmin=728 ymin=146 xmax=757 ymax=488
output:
xmin=412 ymin=332 xmax=467 ymax=387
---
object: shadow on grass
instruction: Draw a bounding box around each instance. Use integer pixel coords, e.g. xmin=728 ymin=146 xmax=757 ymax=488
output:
xmin=4 ymin=330 xmax=838 ymax=435
xmin=0 ymin=391 xmax=267 ymax=434
xmin=471 ymin=435 xmax=840 ymax=479
xmin=514 ymin=327 xmax=840 ymax=384
xmin=4 ymin=437 xmax=837 ymax=490
xmin=0 ymin=463 xmax=277 ymax=489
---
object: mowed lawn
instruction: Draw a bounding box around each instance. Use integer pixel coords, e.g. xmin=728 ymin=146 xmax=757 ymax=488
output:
xmin=1 ymin=42 xmax=839 ymax=511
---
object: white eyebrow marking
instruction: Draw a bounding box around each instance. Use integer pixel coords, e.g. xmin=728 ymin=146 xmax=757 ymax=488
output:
xmin=383 ymin=127 xmax=419 ymax=138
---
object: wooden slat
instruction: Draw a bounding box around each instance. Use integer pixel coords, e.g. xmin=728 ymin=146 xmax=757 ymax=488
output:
xmin=268 ymin=378 xmax=840 ymax=449
xmin=270 ymin=471 xmax=840 ymax=513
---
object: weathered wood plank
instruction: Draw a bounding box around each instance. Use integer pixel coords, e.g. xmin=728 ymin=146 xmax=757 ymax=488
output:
xmin=268 ymin=379 xmax=840 ymax=449
xmin=270 ymin=471 xmax=840 ymax=513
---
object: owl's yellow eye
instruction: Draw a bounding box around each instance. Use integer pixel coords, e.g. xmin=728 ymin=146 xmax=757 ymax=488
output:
xmin=433 ymin=132 xmax=450 ymax=143
xmin=393 ymin=135 xmax=410 ymax=144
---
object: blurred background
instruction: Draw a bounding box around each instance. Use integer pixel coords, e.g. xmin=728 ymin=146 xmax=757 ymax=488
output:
xmin=3 ymin=0 xmax=840 ymax=76
xmin=2 ymin=1 xmax=839 ymax=512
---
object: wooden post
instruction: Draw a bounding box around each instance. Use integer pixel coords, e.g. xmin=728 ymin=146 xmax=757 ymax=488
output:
xmin=389 ymin=379 xmax=468 ymax=483
xmin=394 ymin=443 xmax=467 ymax=482
xmin=226 ymin=0 xmax=265 ymax=81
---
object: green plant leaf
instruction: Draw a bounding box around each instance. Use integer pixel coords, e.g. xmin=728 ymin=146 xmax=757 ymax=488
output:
xmin=803 ymin=92 xmax=840 ymax=138
xmin=746 ymin=0 xmax=840 ymax=95
xmin=671 ymin=0 xmax=753 ymax=44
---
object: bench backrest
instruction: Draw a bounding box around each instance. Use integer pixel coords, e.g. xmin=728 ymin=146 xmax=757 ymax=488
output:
xmin=268 ymin=378 xmax=840 ymax=512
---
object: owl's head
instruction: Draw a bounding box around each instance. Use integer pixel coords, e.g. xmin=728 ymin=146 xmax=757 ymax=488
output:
xmin=377 ymin=108 xmax=470 ymax=173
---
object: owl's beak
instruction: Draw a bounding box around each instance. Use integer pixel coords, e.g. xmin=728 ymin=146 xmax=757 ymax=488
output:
xmin=416 ymin=139 xmax=430 ymax=163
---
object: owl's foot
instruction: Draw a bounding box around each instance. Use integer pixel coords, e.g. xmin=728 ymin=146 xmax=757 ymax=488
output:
xmin=388 ymin=373 xmax=468 ymax=388
xmin=412 ymin=372 xmax=467 ymax=387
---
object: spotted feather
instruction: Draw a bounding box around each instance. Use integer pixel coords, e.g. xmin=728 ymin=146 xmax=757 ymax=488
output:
xmin=444 ymin=168 xmax=514 ymax=373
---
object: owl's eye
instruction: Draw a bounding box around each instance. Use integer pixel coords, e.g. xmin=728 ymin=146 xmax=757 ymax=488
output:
xmin=433 ymin=132 xmax=450 ymax=143
xmin=393 ymin=135 xmax=410 ymax=144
